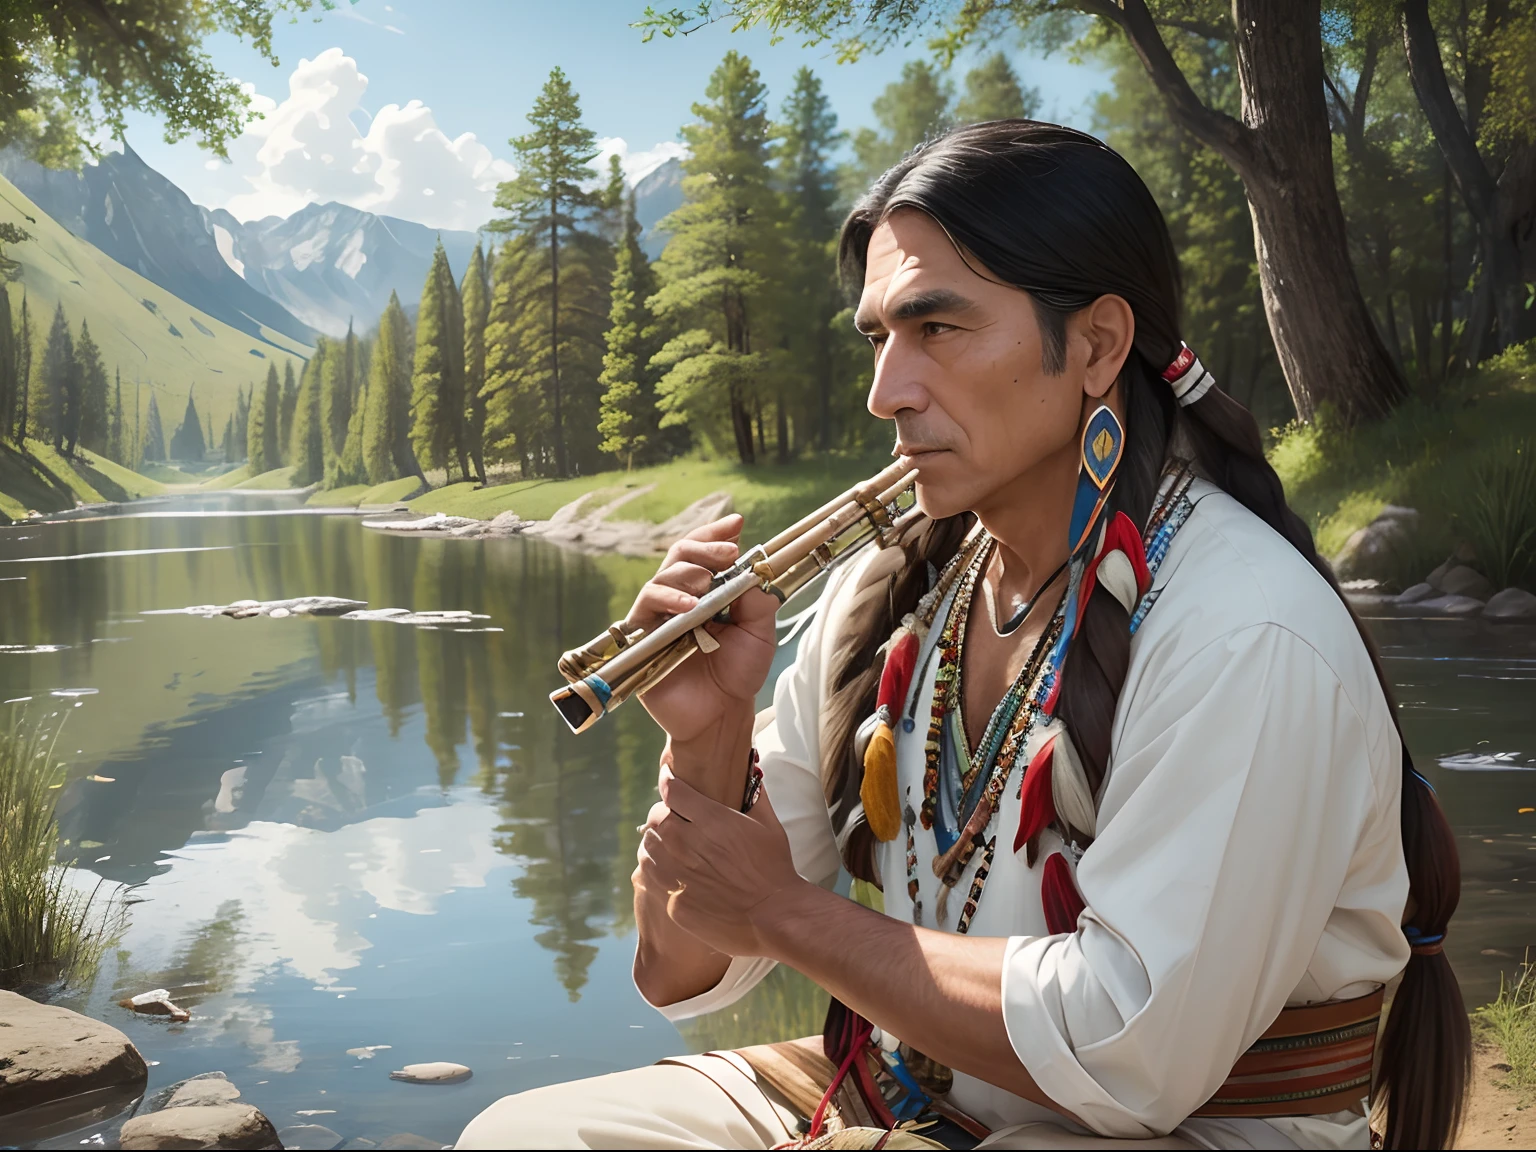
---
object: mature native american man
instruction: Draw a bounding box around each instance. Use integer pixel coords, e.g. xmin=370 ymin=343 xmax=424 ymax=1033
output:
xmin=459 ymin=123 xmax=1469 ymax=1151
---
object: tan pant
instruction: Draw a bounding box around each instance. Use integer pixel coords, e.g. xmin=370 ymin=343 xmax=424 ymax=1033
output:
xmin=455 ymin=1052 xmax=1203 ymax=1150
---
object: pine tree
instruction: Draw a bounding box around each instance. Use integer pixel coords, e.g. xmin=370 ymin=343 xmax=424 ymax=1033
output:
xmin=291 ymin=339 xmax=325 ymax=485
xmin=142 ymin=392 xmax=166 ymax=462
xmin=14 ymin=293 xmax=30 ymax=443
xmin=363 ymin=294 xmax=419 ymax=484
xmin=598 ymin=158 xmax=662 ymax=469
xmin=34 ymin=304 xmax=71 ymax=447
xmin=776 ymin=67 xmax=843 ymax=454
xmin=278 ymin=360 xmax=298 ymax=465
xmin=955 ymin=53 xmax=1038 ymax=123
xmin=848 ymin=61 xmax=953 ymax=194
xmin=248 ymin=365 xmax=280 ymax=473
xmin=410 ymin=241 xmax=468 ymax=479
xmin=168 ymin=387 xmax=206 ymax=461
xmin=487 ymin=67 xmax=604 ymax=478
xmin=461 ymin=244 xmax=490 ymax=482
xmin=650 ymin=51 xmax=781 ymax=465
xmin=233 ymin=384 xmax=250 ymax=461
xmin=221 ymin=413 xmax=234 ymax=462
xmin=108 ymin=369 xmax=123 ymax=462
xmin=336 ymin=372 xmax=368 ymax=485
xmin=0 ymin=286 xmax=13 ymax=440
xmin=321 ymin=322 xmax=356 ymax=485
xmin=74 ymin=320 xmax=108 ymax=455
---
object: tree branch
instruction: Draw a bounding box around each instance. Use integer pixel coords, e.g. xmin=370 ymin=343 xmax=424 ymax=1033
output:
xmin=1152 ymin=16 xmax=1231 ymax=42
xmin=1399 ymin=0 xmax=1496 ymax=221
xmin=1076 ymin=0 xmax=1255 ymax=174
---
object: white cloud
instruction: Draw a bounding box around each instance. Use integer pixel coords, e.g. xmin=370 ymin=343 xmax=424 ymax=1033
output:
xmin=212 ymin=48 xmax=514 ymax=230
xmin=596 ymin=137 xmax=689 ymax=186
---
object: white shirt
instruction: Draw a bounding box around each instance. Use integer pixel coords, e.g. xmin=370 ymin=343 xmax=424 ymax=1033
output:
xmin=651 ymin=482 xmax=1409 ymax=1149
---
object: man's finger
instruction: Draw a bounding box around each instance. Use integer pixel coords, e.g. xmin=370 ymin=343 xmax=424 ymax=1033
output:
xmin=658 ymin=765 xmax=733 ymax=830
xmin=666 ymin=538 xmax=739 ymax=573
xmin=683 ymin=514 xmax=744 ymax=545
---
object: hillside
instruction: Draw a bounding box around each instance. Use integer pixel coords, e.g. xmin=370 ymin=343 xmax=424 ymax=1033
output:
xmin=0 ymin=174 xmax=310 ymax=440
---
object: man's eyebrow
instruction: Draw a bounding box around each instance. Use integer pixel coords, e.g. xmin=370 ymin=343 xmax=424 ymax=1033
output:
xmin=854 ymin=288 xmax=977 ymax=334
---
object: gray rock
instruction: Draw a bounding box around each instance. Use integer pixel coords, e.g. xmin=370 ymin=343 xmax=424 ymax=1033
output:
xmin=1395 ymin=582 xmax=1435 ymax=604
xmin=120 ymin=1101 xmax=280 ymax=1149
xmin=487 ymin=510 xmax=525 ymax=531
xmin=136 ymin=1072 xmax=237 ymax=1116
xmin=1437 ymin=565 xmax=1495 ymax=601
xmin=1332 ymin=508 xmax=1419 ymax=581
xmin=1485 ymin=587 xmax=1536 ymax=620
xmin=0 ymin=990 xmax=147 ymax=1117
xmin=1412 ymin=594 xmax=1488 ymax=616
xmin=279 ymin=1122 xmax=345 ymax=1149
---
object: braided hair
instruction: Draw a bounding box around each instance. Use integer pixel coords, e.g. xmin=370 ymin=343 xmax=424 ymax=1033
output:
xmin=823 ymin=120 xmax=1467 ymax=1150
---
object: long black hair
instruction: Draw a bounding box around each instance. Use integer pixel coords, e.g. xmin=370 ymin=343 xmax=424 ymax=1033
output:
xmin=824 ymin=120 xmax=1467 ymax=1150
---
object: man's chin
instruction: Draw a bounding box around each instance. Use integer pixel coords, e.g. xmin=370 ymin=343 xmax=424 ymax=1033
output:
xmin=912 ymin=467 xmax=973 ymax=522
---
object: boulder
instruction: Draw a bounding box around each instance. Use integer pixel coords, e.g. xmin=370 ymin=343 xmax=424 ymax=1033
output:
xmin=146 ymin=1072 xmax=240 ymax=1110
xmin=279 ymin=1123 xmax=345 ymax=1149
xmin=1485 ymin=588 xmax=1536 ymax=620
xmin=1395 ymin=582 xmax=1435 ymax=604
xmin=1332 ymin=507 xmax=1419 ymax=581
xmin=119 ymin=1101 xmax=280 ymax=1149
xmin=1437 ymin=565 xmax=1495 ymax=602
xmin=1412 ymin=594 xmax=1488 ymax=616
xmin=0 ymin=991 xmax=147 ymax=1117
xmin=388 ymin=1060 xmax=472 ymax=1084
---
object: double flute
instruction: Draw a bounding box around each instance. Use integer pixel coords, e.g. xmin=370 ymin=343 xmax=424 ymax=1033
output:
xmin=550 ymin=457 xmax=925 ymax=734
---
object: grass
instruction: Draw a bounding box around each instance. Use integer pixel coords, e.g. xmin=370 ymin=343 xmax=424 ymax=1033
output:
xmin=307 ymin=482 xmax=372 ymax=508
xmin=24 ymin=440 xmax=104 ymax=504
xmin=199 ymin=463 xmax=252 ymax=490
xmin=1271 ymin=340 xmax=1536 ymax=588
xmin=1477 ymin=954 xmax=1536 ymax=1103
xmin=234 ymin=465 xmax=299 ymax=490
xmin=306 ymin=476 xmax=428 ymax=507
xmin=75 ymin=449 xmax=166 ymax=501
xmin=0 ymin=704 xmax=126 ymax=991
xmin=0 ymin=173 xmax=310 ymax=454
xmin=139 ymin=461 xmax=206 ymax=485
xmin=405 ymin=452 xmax=890 ymax=543
xmin=1463 ymin=438 xmax=1536 ymax=590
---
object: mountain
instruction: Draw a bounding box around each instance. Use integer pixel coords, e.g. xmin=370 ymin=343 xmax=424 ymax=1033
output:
xmin=204 ymin=204 xmax=479 ymax=338
xmin=0 ymin=173 xmax=308 ymax=435
xmin=0 ymin=144 xmax=317 ymax=349
xmin=633 ymin=157 xmax=684 ymax=260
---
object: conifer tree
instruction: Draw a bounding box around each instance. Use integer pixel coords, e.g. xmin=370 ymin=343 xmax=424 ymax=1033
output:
xmin=363 ymin=294 xmax=419 ymax=484
xmin=487 ymin=67 xmax=604 ymax=478
xmin=278 ymin=360 xmax=298 ymax=465
xmin=848 ymin=61 xmax=953 ymax=194
xmin=598 ymin=159 xmax=662 ymax=469
xmin=221 ymin=414 xmax=233 ymax=462
xmin=461 ymin=243 xmax=490 ymax=481
xmin=321 ymin=322 xmax=356 ymax=485
xmin=34 ymin=304 xmax=71 ymax=447
xmin=0 ymin=287 xmax=13 ymax=440
xmin=410 ymin=241 xmax=468 ymax=479
xmin=233 ymin=384 xmax=250 ymax=461
xmin=74 ymin=320 xmax=108 ymax=455
xmin=248 ymin=365 xmax=280 ymax=473
xmin=142 ymin=392 xmax=166 ymax=462
xmin=955 ymin=52 xmax=1037 ymax=123
xmin=14 ymin=293 xmax=30 ymax=443
xmin=336 ymin=373 xmax=368 ymax=485
xmin=108 ymin=369 xmax=123 ymax=462
xmin=168 ymin=387 xmax=205 ymax=461
xmin=776 ymin=67 xmax=843 ymax=454
xmin=291 ymin=339 xmax=325 ymax=485
xmin=651 ymin=51 xmax=780 ymax=464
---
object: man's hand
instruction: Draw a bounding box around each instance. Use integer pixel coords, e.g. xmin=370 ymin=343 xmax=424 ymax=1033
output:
xmin=635 ymin=769 xmax=807 ymax=958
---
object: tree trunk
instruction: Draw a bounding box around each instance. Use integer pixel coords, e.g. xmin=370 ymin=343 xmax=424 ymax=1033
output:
xmin=775 ymin=390 xmax=790 ymax=464
xmin=549 ymin=201 xmax=565 ymax=479
xmin=1114 ymin=0 xmax=1408 ymax=422
xmin=1400 ymin=0 xmax=1532 ymax=355
xmin=729 ymin=385 xmax=755 ymax=465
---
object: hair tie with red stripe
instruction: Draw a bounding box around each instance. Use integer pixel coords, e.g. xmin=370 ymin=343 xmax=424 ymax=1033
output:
xmin=1162 ymin=343 xmax=1215 ymax=407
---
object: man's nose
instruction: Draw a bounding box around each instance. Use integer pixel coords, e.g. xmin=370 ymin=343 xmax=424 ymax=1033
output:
xmin=866 ymin=338 xmax=929 ymax=420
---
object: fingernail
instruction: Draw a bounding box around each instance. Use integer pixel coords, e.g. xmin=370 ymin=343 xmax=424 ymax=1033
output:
xmin=634 ymin=823 xmax=647 ymax=834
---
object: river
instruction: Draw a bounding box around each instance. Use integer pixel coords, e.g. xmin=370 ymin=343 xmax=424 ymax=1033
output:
xmin=5 ymin=494 xmax=1532 ymax=1147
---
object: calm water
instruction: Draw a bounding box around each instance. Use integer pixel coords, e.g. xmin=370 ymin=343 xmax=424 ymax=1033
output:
xmin=4 ymin=495 xmax=1532 ymax=1146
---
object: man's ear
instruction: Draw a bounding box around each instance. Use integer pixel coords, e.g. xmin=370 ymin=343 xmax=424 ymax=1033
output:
xmin=1076 ymin=295 xmax=1135 ymax=400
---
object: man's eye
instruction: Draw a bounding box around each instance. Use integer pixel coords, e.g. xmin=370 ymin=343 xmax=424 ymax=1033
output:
xmin=923 ymin=322 xmax=955 ymax=336
xmin=867 ymin=334 xmax=887 ymax=351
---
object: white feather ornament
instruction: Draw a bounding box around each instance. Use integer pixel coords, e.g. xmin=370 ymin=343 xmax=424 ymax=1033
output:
xmin=1050 ymin=727 xmax=1097 ymax=838
xmin=1095 ymin=548 xmax=1139 ymax=614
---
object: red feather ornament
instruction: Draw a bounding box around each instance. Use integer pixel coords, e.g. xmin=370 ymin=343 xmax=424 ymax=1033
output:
xmin=1041 ymin=852 xmax=1086 ymax=934
xmin=1014 ymin=736 xmax=1057 ymax=865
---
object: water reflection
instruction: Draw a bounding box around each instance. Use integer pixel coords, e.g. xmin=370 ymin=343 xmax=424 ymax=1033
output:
xmin=0 ymin=500 xmax=1530 ymax=1145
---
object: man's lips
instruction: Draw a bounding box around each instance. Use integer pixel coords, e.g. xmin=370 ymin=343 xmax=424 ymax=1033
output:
xmin=894 ymin=444 xmax=949 ymax=458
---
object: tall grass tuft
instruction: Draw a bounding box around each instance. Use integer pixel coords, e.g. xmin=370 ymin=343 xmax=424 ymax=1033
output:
xmin=1478 ymin=954 xmax=1536 ymax=1101
xmin=0 ymin=704 xmax=126 ymax=991
xmin=1463 ymin=437 xmax=1536 ymax=591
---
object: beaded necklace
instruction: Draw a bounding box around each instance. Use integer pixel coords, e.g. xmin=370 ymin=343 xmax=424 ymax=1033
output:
xmin=907 ymin=540 xmax=1064 ymax=928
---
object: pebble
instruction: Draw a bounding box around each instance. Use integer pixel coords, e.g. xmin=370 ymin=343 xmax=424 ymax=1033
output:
xmin=388 ymin=1061 xmax=472 ymax=1084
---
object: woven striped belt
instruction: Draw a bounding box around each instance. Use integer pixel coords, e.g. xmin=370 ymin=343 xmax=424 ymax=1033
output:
xmin=1193 ymin=988 xmax=1383 ymax=1118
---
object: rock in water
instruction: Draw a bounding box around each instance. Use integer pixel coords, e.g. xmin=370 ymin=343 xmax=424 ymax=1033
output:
xmin=1485 ymin=588 xmax=1536 ymax=620
xmin=1412 ymin=594 xmax=1487 ymax=616
xmin=279 ymin=1123 xmax=345 ymax=1149
xmin=120 ymin=1102 xmax=280 ymax=1149
xmin=119 ymin=988 xmax=191 ymax=1022
xmin=388 ymin=1061 xmax=472 ymax=1084
xmin=1437 ymin=564 xmax=1495 ymax=602
xmin=0 ymin=991 xmax=148 ymax=1116
xmin=1395 ymin=582 xmax=1435 ymax=604
xmin=1331 ymin=506 xmax=1419 ymax=581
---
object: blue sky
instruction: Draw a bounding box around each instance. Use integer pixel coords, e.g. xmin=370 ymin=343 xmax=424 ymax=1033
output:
xmin=121 ymin=0 xmax=1106 ymax=230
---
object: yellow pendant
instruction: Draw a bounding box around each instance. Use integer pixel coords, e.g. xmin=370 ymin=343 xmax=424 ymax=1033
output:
xmin=861 ymin=720 xmax=901 ymax=841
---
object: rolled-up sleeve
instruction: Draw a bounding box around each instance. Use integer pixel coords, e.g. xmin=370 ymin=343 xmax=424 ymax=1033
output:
xmin=652 ymin=574 xmax=846 ymax=1022
xmin=1000 ymin=623 xmax=1402 ymax=1137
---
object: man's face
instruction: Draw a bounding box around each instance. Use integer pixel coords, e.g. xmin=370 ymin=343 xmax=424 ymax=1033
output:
xmin=856 ymin=210 xmax=1086 ymax=520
